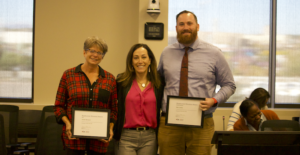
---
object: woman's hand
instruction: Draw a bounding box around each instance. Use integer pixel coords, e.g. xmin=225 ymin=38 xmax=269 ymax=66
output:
xmin=98 ymin=128 xmax=113 ymax=143
xmin=62 ymin=116 xmax=77 ymax=140
xmin=98 ymin=123 xmax=114 ymax=143
xmin=65 ymin=122 xmax=77 ymax=140
xmin=108 ymin=128 xmax=114 ymax=142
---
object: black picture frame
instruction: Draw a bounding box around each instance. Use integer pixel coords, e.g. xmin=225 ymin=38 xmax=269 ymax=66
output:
xmin=166 ymin=95 xmax=205 ymax=128
xmin=144 ymin=22 xmax=164 ymax=40
xmin=71 ymin=107 xmax=110 ymax=139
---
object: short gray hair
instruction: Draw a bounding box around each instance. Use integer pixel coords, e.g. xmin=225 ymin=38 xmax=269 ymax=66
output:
xmin=83 ymin=36 xmax=108 ymax=54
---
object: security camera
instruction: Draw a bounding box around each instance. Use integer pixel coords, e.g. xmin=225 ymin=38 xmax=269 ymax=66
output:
xmin=147 ymin=0 xmax=160 ymax=14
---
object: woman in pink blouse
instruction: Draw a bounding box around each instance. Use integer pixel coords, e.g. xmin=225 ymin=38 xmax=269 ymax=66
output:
xmin=113 ymin=44 xmax=163 ymax=155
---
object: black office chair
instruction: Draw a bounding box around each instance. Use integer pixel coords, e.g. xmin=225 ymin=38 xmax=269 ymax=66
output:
xmin=0 ymin=114 xmax=7 ymax=155
xmin=35 ymin=105 xmax=66 ymax=155
xmin=35 ymin=105 xmax=54 ymax=155
xmin=35 ymin=115 xmax=66 ymax=155
xmin=17 ymin=110 xmax=42 ymax=152
xmin=292 ymin=117 xmax=300 ymax=122
xmin=261 ymin=120 xmax=300 ymax=131
xmin=0 ymin=105 xmax=29 ymax=155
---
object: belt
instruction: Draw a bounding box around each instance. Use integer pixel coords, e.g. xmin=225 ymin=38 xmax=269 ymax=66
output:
xmin=125 ymin=127 xmax=150 ymax=131
xmin=161 ymin=112 xmax=213 ymax=118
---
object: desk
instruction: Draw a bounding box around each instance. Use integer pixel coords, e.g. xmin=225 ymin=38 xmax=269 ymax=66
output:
xmin=211 ymin=131 xmax=300 ymax=155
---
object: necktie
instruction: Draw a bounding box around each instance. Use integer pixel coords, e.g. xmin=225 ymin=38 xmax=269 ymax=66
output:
xmin=179 ymin=47 xmax=189 ymax=97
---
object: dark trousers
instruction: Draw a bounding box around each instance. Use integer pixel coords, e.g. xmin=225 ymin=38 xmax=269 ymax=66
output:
xmin=66 ymin=148 xmax=106 ymax=155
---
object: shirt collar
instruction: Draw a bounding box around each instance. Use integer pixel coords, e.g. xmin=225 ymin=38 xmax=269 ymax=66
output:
xmin=244 ymin=112 xmax=267 ymax=131
xmin=178 ymin=37 xmax=200 ymax=50
xmin=75 ymin=64 xmax=105 ymax=78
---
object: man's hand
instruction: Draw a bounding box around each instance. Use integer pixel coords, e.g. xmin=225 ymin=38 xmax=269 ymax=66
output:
xmin=200 ymin=98 xmax=215 ymax=111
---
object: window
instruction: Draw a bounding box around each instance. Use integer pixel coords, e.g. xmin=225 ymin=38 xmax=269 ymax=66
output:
xmin=0 ymin=0 xmax=35 ymax=102
xmin=168 ymin=0 xmax=300 ymax=108
xmin=275 ymin=0 xmax=300 ymax=106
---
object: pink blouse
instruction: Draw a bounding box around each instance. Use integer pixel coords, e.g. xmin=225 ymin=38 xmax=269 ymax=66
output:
xmin=123 ymin=79 xmax=157 ymax=128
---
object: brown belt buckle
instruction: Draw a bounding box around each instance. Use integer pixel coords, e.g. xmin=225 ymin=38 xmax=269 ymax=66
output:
xmin=136 ymin=127 xmax=146 ymax=131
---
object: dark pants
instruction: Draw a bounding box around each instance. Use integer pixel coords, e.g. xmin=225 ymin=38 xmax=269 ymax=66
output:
xmin=66 ymin=148 xmax=106 ymax=155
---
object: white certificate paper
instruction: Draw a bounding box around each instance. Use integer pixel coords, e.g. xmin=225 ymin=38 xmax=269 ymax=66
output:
xmin=166 ymin=96 xmax=204 ymax=127
xmin=72 ymin=108 xmax=110 ymax=139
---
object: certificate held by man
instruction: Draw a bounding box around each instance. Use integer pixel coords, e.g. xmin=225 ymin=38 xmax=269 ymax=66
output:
xmin=165 ymin=96 xmax=204 ymax=128
xmin=71 ymin=107 xmax=110 ymax=139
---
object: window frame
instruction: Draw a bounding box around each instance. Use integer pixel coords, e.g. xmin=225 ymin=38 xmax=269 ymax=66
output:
xmin=0 ymin=0 xmax=35 ymax=103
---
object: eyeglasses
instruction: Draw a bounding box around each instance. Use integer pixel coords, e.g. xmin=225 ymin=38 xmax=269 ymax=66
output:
xmin=86 ymin=49 xmax=105 ymax=57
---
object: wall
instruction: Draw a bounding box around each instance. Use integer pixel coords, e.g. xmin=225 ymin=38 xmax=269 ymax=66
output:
xmin=138 ymin=0 xmax=169 ymax=63
xmin=2 ymin=0 xmax=300 ymax=154
xmin=2 ymin=0 xmax=139 ymax=109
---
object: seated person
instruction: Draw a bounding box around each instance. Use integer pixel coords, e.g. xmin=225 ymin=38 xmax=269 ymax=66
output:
xmin=234 ymin=99 xmax=279 ymax=131
xmin=227 ymin=88 xmax=269 ymax=131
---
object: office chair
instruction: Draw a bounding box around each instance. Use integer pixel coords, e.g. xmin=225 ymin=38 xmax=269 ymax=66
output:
xmin=35 ymin=105 xmax=54 ymax=155
xmin=35 ymin=105 xmax=66 ymax=155
xmin=292 ymin=117 xmax=300 ymax=122
xmin=17 ymin=110 xmax=42 ymax=152
xmin=35 ymin=115 xmax=66 ymax=155
xmin=0 ymin=105 xmax=29 ymax=155
xmin=261 ymin=120 xmax=300 ymax=131
xmin=0 ymin=114 xmax=7 ymax=155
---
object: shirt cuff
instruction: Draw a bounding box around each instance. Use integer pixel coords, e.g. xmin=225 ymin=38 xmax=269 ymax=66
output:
xmin=212 ymin=98 xmax=218 ymax=104
xmin=56 ymin=114 xmax=68 ymax=125
xmin=212 ymin=98 xmax=218 ymax=107
xmin=110 ymin=118 xmax=116 ymax=124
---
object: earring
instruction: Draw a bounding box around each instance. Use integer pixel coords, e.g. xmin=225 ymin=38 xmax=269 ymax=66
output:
xmin=148 ymin=67 xmax=150 ymax=73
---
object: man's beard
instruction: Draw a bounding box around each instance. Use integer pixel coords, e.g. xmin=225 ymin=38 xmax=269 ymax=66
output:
xmin=177 ymin=29 xmax=198 ymax=45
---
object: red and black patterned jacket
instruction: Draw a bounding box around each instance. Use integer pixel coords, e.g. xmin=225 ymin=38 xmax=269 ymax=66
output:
xmin=54 ymin=64 xmax=117 ymax=153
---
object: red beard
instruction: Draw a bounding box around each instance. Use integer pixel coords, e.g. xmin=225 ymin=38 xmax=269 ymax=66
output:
xmin=177 ymin=28 xmax=198 ymax=45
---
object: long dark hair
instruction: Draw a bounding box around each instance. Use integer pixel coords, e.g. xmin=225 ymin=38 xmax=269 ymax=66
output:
xmin=249 ymin=88 xmax=270 ymax=109
xmin=117 ymin=44 xmax=160 ymax=88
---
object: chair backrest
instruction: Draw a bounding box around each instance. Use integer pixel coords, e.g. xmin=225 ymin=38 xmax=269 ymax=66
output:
xmin=0 ymin=114 xmax=7 ymax=155
xmin=261 ymin=120 xmax=300 ymax=131
xmin=35 ymin=115 xmax=66 ymax=155
xmin=35 ymin=105 xmax=63 ymax=155
xmin=37 ymin=106 xmax=55 ymax=133
xmin=292 ymin=117 xmax=300 ymax=122
xmin=18 ymin=110 xmax=42 ymax=138
xmin=0 ymin=105 xmax=19 ymax=144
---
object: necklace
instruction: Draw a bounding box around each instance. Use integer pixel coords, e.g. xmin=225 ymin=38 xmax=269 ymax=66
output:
xmin=137 ymin=80 xmax=148 ymax=88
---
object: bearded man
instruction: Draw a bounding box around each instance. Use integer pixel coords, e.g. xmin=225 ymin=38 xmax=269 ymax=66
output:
xmin=157 ymin=10 xmax=236 ymax=155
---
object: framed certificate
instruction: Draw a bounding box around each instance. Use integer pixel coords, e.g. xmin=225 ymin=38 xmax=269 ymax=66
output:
xmin=71 ymin=107 xmax=110 ymax=139
xmin=165 ymin=96 xmax=205 ymax=128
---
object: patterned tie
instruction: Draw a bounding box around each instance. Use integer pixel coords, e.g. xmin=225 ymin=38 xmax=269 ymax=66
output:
xmin=179 ymin=47 xmax=189 ymax=97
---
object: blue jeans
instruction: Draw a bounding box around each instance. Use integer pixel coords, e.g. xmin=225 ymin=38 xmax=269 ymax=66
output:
xmin=115 ymin=128 xmax=157 ymax=155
